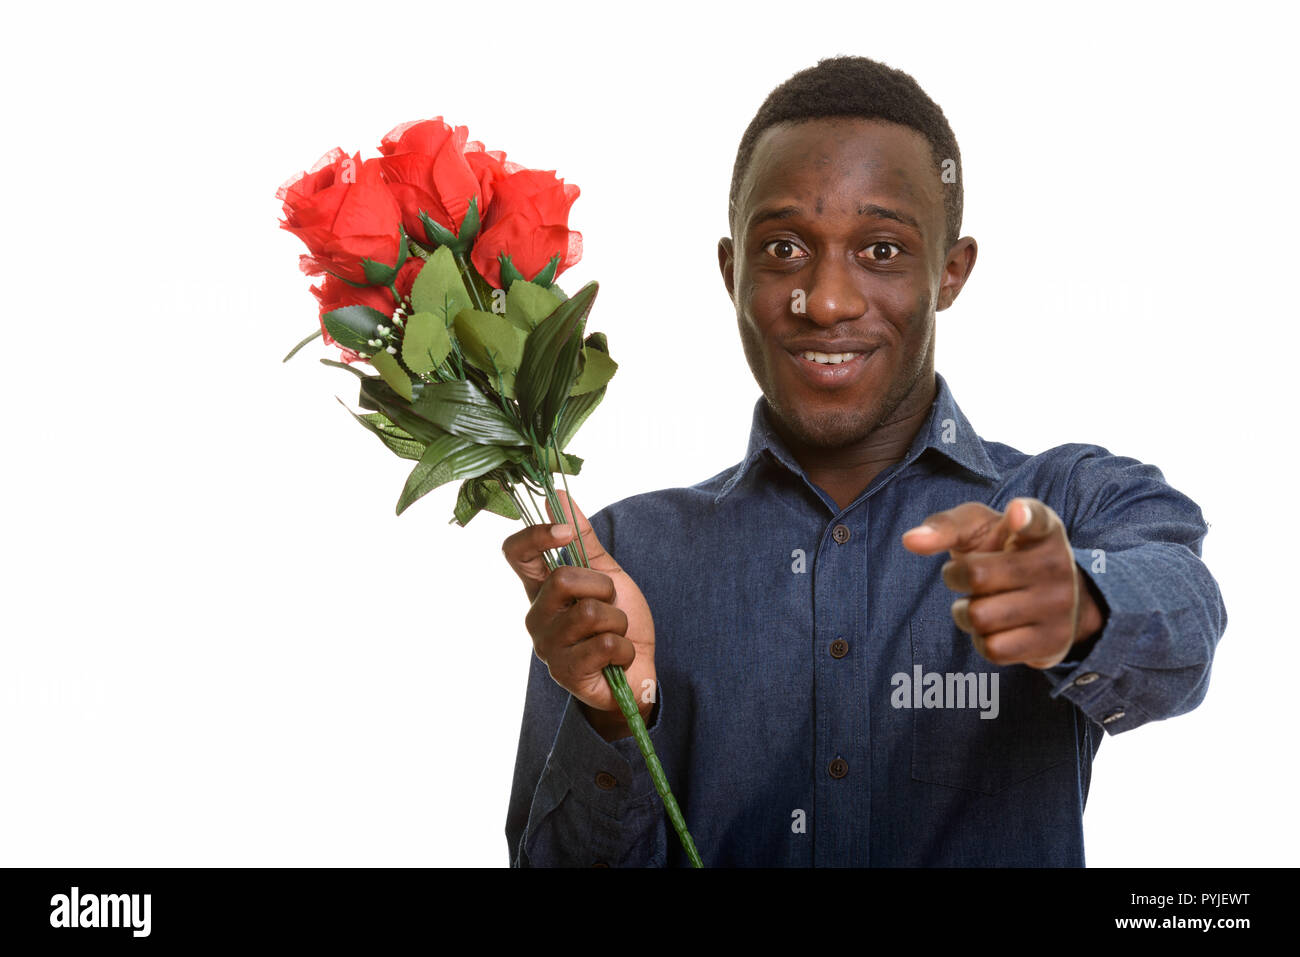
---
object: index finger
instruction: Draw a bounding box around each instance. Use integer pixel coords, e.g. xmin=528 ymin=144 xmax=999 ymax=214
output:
xmin=901 ymin=502 xmax=1002 ymax=555
xmin=502 ymin=522 xmax=576 ymax=602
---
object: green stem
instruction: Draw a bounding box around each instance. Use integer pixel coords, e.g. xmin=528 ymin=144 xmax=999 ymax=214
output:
xmin=551 ymin=430 xmax=590 ymax=569
xmin=453 ymin=250 xmax=488 ymax=313
xmin=282 ymin=328 xmax=322 ymax=363
xmin=535 ymin=465 xmax=702 ymax=867
xmin=602 ymin=663 xmax=703 ymax=868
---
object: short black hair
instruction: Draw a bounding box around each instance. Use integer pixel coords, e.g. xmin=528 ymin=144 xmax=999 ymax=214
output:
xmin=729 ymin=55 xmax=963 ymax=250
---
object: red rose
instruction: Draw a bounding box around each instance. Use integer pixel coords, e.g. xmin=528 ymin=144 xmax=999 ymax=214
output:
xmin=278 ymin=149 xmax=403 ymax=284
xmin=463 ymin=143 xmax=523 ymax=214
xmin=378 ymin=118 xmax=486 ymax=239
xmin=310 ymin=258 xmax=424 ymax=363
xmin=470 ymin=168 xmax=582 ymax=287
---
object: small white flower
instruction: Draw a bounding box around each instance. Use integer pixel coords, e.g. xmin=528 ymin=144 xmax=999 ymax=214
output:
xmin=386 ymin=345 xmax=397 ymax=354
xmin=367 ymin=338 xmax=382 ymax=348
xmin=377 ymin=325 xmax=390 ymax=335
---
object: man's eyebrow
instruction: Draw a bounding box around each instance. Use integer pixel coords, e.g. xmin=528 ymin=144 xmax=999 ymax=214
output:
xmin=748 ymin=202 xmax=923 ymax=232
xmin=747 ymin=205 xmax=803 ymax=230
xmin=857 ymin=203 xmax=921 ymax=230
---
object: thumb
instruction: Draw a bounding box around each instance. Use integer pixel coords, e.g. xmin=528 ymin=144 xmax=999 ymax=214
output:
xmin=1000 ymin=498 xmax=1056 ymax=551
xmin=546 ymin=490 xmax=615 ymax=572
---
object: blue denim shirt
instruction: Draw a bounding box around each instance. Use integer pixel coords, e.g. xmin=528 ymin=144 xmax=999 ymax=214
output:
xmin=506 ymin=371 xmax=1227 ymax=866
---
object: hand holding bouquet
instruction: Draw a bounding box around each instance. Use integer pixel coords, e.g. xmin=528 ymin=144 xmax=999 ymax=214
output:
xmin=277 ymin=117 xmax=701 ymax=866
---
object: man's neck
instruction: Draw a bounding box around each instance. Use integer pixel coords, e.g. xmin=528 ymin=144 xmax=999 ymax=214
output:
xmin=773 ymin=374 xmax=937 ymax=512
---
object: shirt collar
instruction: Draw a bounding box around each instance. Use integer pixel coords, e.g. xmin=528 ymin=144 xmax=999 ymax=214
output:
xmin=713 ymin=370 xmax=1002 ymax=505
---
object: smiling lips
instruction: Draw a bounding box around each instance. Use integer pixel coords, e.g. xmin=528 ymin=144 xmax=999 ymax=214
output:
xmin=786 ymin=345 xmax=875 ymax=386
xmin=799 ymin=350 xmax=860 ymax=364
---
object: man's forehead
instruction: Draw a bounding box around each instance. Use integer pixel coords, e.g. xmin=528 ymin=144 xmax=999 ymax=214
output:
xmin=738 ymin=117 xmax=941 ymax=232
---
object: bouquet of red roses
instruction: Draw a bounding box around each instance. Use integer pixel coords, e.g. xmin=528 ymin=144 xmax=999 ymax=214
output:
xmin=277 ymin=118 xmax=701 ymax=866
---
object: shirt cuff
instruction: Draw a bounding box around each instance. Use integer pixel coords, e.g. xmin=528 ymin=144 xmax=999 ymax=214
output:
xmin=1039 ymin=547 xmax=1151 ymax=734
xmin=545 ymin=682 xmax=664 ymax=814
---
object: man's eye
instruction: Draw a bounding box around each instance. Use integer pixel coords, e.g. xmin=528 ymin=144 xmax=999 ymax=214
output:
xmin=863 ymin=242 xmax=901 ymax=262
xmin=763 ymin=239 xmax=806 ymax=260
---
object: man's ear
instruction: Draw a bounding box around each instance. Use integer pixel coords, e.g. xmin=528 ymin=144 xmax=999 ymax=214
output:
xmin=718 ymin=237 xmax=736 ymax=303
xmin=937 ymin=236 xmax=977 ymax=312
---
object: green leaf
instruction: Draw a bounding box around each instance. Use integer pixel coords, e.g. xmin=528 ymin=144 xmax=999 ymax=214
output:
xmin=555 ymin=385 xmax=606 ymax=450
xmin=409 ymin=379 xmax=528 ymax=446
xmin=506 ymin=281 xmax=561 ymax=330
xmin=516 ymin=282 xmax=598 ymax=445
xmin=451 ymin=476 xmax=521 ymax=527
xmin=401 ymin=311 xmax=452 ymax=374
xmin=369 ymin=349 xmax=413 ymax=401
xmin=336 ymin=400 xmax=426 ymax=460
xmin=357 ymin=376 xmax=449 ymax=446
xmin=569 ymin=346 xmax=617 ymax=395
xmin=454 ymin=309 xmax=528 ymax=396
xmin=323 ymin=305 xmax=387 ymax=353
xmin=397 ymin=432 xmax=472 ymax=515
xmin=410 ymin=246 xmax=472 ymax=325
xmin=536 ymin=448 xmax=583 ymax=475
xmin=452 ymin=483 xmax=483 ymax=527
xmin=397 ymin=437 xmax=511 ymax=515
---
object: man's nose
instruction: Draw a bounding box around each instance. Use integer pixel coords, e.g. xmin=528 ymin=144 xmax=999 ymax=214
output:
xmin=800 ymin=254 xmax=867 ymax=325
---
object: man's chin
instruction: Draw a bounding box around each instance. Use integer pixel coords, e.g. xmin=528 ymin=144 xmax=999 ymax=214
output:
xmin=770 ymin=402 xmax=877 ymax=451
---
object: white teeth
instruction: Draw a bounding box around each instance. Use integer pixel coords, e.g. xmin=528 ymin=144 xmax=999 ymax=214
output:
xmin=800 ymin=350 xmax=861 ymax=365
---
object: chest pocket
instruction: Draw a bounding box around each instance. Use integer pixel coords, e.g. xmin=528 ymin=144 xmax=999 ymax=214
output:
xmin=908 ymin=616 xmax=1077 ymax=795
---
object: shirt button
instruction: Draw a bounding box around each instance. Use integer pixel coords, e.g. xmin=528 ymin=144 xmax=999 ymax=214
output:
xmin=831 ymin=524 xmax=851 ymax=544
xmin=595 ymin=771 xmax=617 ymax=790
xmin=1102 ymin=710 xmax=1126 ymax=725
xmin=1074 ymin=672 xmax=1099 ymax=686
xmin=830 ymin=638 xmax=849 ymax=659
xmin=828 ymin=758 xmax=848 ymax=779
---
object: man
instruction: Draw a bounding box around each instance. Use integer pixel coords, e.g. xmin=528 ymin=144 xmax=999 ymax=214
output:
xmin=502 ymin=56 xmax=1227 ymax=866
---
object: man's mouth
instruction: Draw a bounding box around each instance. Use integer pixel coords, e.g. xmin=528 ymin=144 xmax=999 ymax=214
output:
xmin=785 ymin=346 xmax=876 ymax=388
xmin=798 ymin=350 xmax=862 ymax=365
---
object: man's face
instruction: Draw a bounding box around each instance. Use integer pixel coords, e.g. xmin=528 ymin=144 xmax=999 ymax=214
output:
xmin=719 ymin=117 xmax=974 ymax=452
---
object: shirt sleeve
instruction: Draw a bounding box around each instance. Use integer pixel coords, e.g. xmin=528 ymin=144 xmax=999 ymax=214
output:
xmin=506 ymin=667 xmax=668 ymax=867
xmin=1039 ymin=444 xmax=1228 ymax=735
xmin=504 ymin=506 xmax=669 ymax=867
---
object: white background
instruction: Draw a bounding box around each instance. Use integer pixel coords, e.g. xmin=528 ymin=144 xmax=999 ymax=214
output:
xmin=1 ymin=0 xmax=1294 ymax=867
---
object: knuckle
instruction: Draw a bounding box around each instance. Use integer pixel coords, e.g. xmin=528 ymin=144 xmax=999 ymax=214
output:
xmin=550 ymin=565 xmax=578 ymax=590
xmin=573 ymin=597 xmax=604 ymax=630
xmin=979 ymin=639 xmax=1011 ymax=666
xmin=525 ymin=601 xmax=552 ymax=642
